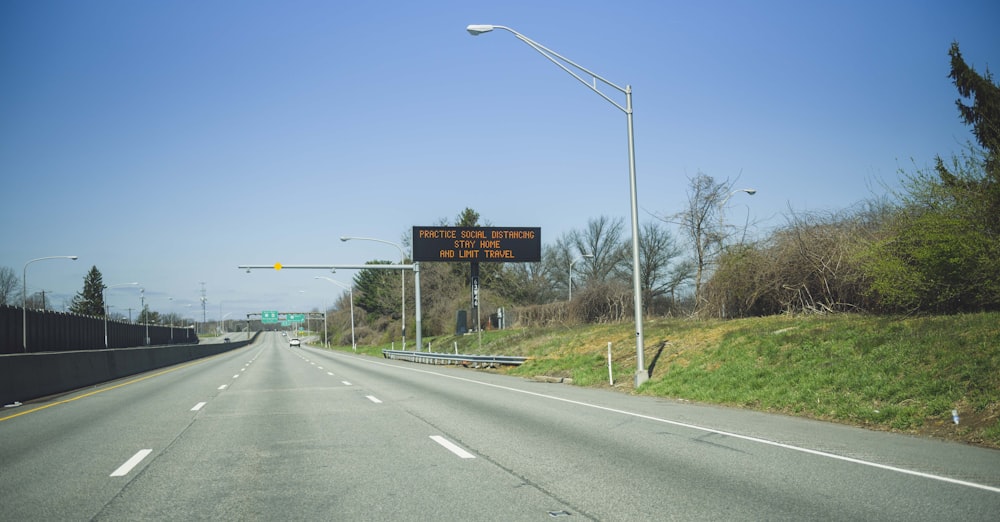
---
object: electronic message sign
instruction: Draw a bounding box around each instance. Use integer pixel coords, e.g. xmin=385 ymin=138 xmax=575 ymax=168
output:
xmin=412 ymin=226 xmax=541 ymax=262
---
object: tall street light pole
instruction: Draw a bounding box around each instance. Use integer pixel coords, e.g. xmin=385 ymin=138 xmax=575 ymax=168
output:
xmin=140 ymin=288 xmax=149 ymax=345
xmin=104 ymin=282 xmax=139 ymax=348
xmin=168 ymin=296 xmax=174 ymax=343
xmin=569 ymin=253 xmax=594 ymax=301
xmin=340 ymin=236 xmax=407 ymax=350
xmin=220 ymin=312 xmax=235 ymax=339
xmin=717 ymin=188 xmax=756 ymax=318
xmin=316 ymin=276 xmax=356 ymax=352
xmin=22 ymin=255 xmax=78 ymax=352
xmin=719 ymin=188 xmax=757 ymax=245
xmin=467 ymin=24 xmax=648 ymax=386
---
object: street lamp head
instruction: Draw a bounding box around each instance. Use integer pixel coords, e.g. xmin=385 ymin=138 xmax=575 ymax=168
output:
xmin=339 ymin=236 xmax=350 ymax=242
xmin=466 ymin=24 xmax=495 ymax=35
xmin=744 ymin=189 xmax=757 ymax=196
xmin=70 ymin=256 xmax=79 ymax=260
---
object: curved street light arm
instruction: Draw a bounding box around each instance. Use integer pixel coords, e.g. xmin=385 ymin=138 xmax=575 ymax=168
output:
xmin=469 ymin=25 xmax=629 ymax=114
xmin=339 ymin=236 xmax=406 ymax=260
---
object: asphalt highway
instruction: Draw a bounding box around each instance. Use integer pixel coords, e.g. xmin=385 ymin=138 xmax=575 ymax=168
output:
xmin=2 ymin=332 xmax=998 ymax=520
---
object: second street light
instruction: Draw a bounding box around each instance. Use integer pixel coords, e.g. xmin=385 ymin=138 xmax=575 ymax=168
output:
xmin=140 ymin=288 xmax=148 ymax=345
xmin=467 ymin=24 xmax=648 ymax=386
xmin=569 ymin=253 xmax=594 ymax=301
xmin=22 ymin=255 xmax=78 ymax=352
xmin=316 ymin=276 xmax=356 ymax=352
xmin=340 ymin=236 xmax=407 ymax=350
xmin=104 ymin=282 xmax=139 ymax=348
xmin=719 ymin=188 xmax=757 ymax=246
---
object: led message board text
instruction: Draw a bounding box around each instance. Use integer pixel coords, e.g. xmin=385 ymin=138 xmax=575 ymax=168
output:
xmin=412 ymin=226 xmax=541 ymax=262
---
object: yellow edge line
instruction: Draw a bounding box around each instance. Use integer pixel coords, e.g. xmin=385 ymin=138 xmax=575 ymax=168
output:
xmin=0 ymin=348 xmax=238 ymax=422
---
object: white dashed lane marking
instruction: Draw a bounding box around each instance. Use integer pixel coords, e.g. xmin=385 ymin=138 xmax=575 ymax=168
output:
xmin=430 ymin=436 xmax=475 ymax=459
xmin=110 ymin=449 xmax=153 ymax=477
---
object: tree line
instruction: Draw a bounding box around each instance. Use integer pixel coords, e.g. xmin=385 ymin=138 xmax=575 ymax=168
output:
xmin=0 ymin=265 xmax=188 ymax=327
xmin=320 ymin=42 xmax=996 ymax=344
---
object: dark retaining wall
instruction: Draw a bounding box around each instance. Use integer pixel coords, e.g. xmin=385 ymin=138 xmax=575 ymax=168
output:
xmin=1 ymin=304 xmax=200 ymax=354
xmin=0 ymin=333 xmax=259 ymax=407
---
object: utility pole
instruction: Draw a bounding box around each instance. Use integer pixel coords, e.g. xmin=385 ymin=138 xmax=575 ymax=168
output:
xmin=199 ymin=282 xmax=207 ymax=334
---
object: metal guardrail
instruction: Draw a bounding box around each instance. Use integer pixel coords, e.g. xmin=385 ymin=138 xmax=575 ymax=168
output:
xmin=382 ymin=349 xmax=527 ymax=367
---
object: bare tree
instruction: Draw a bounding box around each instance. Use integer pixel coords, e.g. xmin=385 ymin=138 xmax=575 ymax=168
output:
xmin=0 ymin=266 xmax=19 ymax=305
xmin=572 ymin=215 xmax=627 ymax=284
xmin=496 ymin=261 xmax=556 ymax=305
xmin=634 ymin=221 xmax=686 ymax=311
xmin=669 ymin=173 xmax=734 ymax=308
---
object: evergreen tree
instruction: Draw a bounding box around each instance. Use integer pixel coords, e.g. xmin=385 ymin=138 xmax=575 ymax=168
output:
xmin=353 ymin=260 xmax=398 ymax=319
xmin=936 ymin=41 xmax=999 ymax=234
xmin=865 ymin=42 xmax=1000 ymax=312
xmin=70 ymin=266 xmax=106 ymax=316
xmin=137 ymin=304 xmax=161 ymax=324
xmin=455 ymin=207 xmax=480 ymax=227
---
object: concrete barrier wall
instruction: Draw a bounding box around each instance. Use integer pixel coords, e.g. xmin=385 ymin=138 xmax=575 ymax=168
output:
xmin=0 ymin=334 xmax=258 ymax=407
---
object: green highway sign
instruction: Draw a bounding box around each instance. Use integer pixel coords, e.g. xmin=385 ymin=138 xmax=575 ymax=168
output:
xmin=261 ymin=310 xmax=279 ymax=324
xmin=280 ymin=320 xmax=291 ymax=326
xmin=288 ymin=313 xmax=305 ymax=323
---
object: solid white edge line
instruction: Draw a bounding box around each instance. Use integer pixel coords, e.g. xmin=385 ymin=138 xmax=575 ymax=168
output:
xmin=218 ymin=385 xmax=227 ymax=390
xmin=191 ymin=402 xmax=206 ymax=411
xmin=430 ymin=435 xmax=476 ymax=459
xmin=341 ymin=381 xmax=352 ymax=386
xmin=110 ymin=449 xmax=153 ymax=477
xmin=366 ymin=395 xmax=383 ymax=404
xmin=350 ymin=355 xmax=1000 ymax=495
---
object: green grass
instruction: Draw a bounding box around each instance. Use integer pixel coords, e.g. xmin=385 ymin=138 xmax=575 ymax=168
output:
xmin=324 ymin=312 xmax=1000 ymax=448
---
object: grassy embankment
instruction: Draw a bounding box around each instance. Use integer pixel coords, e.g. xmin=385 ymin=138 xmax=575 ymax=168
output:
xmin=340 ymin=312 xmax=1000 ymax=448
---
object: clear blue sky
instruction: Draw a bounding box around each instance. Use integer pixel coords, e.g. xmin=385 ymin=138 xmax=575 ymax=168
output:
xmin=2 ymin=0 xmax=997 ymax=322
